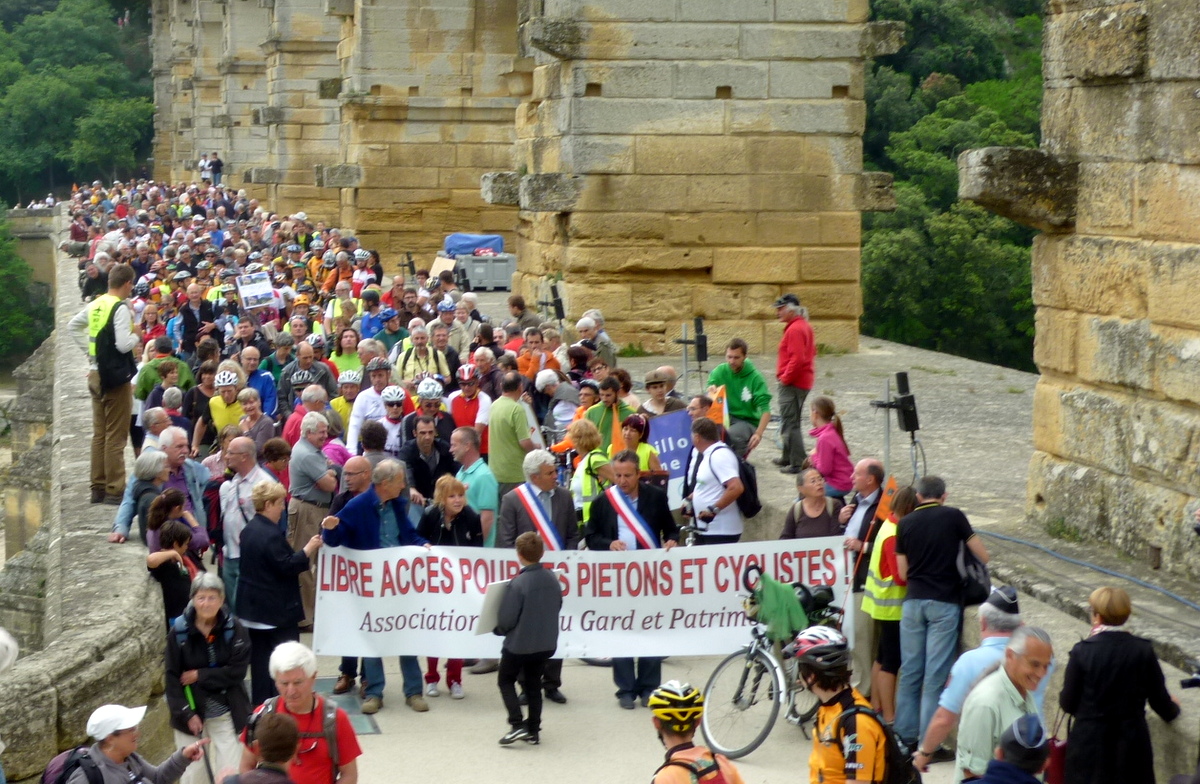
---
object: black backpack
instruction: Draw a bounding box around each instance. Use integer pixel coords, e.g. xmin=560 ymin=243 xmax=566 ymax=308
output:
xmin=684 ymin=444 xmax=762 ymax=519
xmin=653 ymin=755 xmax=731 ymax=784
xmin=42 ymin=747 xmax=102 ymax=784
xmin=835 ymin=705 xmax=922 ymax=784
xmin=246 ymin=697 xmax=340 ymax=784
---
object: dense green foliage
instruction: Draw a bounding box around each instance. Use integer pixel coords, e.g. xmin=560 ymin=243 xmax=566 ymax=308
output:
xmin=0 ymin=0 xmax=151 ymax=203
xmin=862 ymin=0 xmax=1043 ymax=371
xmin=0 ymin=218 xmax=53 ymax=362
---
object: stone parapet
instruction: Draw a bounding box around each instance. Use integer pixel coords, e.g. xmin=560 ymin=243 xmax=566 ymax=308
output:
xmin=0 ymin=211 xmax=170 ymax=781
xmin=962 ymin=0 xmax=1200 ymax=579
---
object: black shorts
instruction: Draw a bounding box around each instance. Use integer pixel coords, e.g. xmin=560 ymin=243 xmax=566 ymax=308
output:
xmin=875 ymin=619 xmax=901 ymax=674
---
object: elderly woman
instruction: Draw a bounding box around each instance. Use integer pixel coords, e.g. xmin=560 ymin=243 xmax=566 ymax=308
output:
xmin=237 ymin=387 xmax=275 ymax=456
xmin=236 ymin=480 xmax=322 ymax=704
xmin=165 ymin=573 xmax=250 ymax=784
xmin=779 ymin=468 xmax=843 ymax=539
xmin=131 ymin=450 xmax=169 ymax=545
xmin=203 ymin=424 xmax=241 ymax=476
xmin=1060 ymin=586 xmax=1180 ymax=784
xmin=66 ymin=704 xmax=206 ymax=784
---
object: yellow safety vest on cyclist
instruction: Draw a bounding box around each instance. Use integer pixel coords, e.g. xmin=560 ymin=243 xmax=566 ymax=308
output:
xmin=859 ymin=520 xmax=905 ymax=621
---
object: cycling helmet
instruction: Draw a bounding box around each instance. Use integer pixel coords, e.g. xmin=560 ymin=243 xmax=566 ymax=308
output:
xmin=305 ymin=334 xmax=325 ymax=349
xmin=322 ymin=257 xmax=337 ymax=269
xmin=381 ymin=385 xmax=406 ymax=403
xmin=308 ymin=305 xmax=323 ymax=318
xmin=784 ymin=626 xmax=851 ymax=671
xmin=310 ymin=240 xmax=326 ymax=251
xmin=220 ymin=284 xmax=236 ymax=294
xmin=338 ymin=370 xmax=362 ymax=386
xmin=203 ymin=248 xmax=218 ymax=256
xmin=365 ymin=357 xmax=392 ymax=373
xmin=416 ymin=377 xmax=443 ymax=400
xmin=297 ymin=283 xmax=316 ymax=294
xmin=456 ymin=363 xmax=479 ymax=382
xmin=132 ymin=281 xmax=150 ymax=298
xmin=245 ymin=262 xmax=265 ymax=274
xmin=220 ymin=268 xmax=239 ymax=279
xmin=647 ymin=681 xmax=704 ymax=734
xmin=248 ymin=251 xmax=263 ymax=261
xmin=214 ymin=370 xmax=240 ymax=387
xmin=436 ymin=299 xmax=455 ymax=312
xmin=289 ymin=369 xmax=314 ymax=387
xmin=196 ymin=260 xmax=212 ymax=270
xmin=293 ymin=295 xmax=311 ymax=308
xmin=287 ymin=244 xmax=303 ymax=253
xmin=171 ymin=270 xmax=191 ymax=281
xmin=353 ymin=248 xmax=370 ymax=261
xmin=379 ymin=307 xmax=399 ymax=322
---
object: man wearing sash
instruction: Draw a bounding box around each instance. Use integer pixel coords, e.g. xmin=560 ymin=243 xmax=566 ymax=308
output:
xmin=585 ymin=450 xmax=680 ymax=710
xmin=497 ymin=449 xmax=578 ymax=704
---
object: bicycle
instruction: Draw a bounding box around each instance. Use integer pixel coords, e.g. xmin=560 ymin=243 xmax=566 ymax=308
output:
xmin=700 ymin=565 xmax=843 ymax=759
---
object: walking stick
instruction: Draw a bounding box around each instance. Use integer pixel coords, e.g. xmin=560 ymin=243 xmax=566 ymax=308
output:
xmin=185 ymin=684 xmax=217 ymax=784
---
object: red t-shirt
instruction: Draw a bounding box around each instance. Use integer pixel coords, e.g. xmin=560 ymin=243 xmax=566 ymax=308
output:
xmin=240 ymin=697 xmax=361 ymax=784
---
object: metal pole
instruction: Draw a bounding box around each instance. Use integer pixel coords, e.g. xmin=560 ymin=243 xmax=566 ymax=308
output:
xmin=680 ymin=323 xmax=690 ymax=397
xmin=882 ymin=378 xmax=891 ymax=479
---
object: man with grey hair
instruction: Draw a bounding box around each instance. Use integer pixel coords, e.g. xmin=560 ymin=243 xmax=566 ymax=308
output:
xmin=218 ymin=436 xmax=275 ymax=606
xmin=473 ymin=346 xmax=503 ymax=401
xmin=496 ymin=448 xmax=576 ymax=703
xmin=914 ymin=587 xmax=1054 ymax=770
xmin=107 ymin=425 xmax=212 ymax=544
xmin=279 ymin=340 xmax=337 ymax=408
xmin=575 ymin=314 xmax=616 ymax=369
xmin=140 ymin=406 xmax=171 ymax=451
xmin=392 ymin=325 xmax=449 ymax=382
xmin=951 ymin=627 xmax=1053 ymax=781
xmin=322 ymin=459 xmax=431 ymax=713
xmin=283 ymin=384 xmax=341 ymax=446
xmin=288 ymin=412 xmax=340 ymax=628
xmin=772 ymin=292 xmax=815 ymax=474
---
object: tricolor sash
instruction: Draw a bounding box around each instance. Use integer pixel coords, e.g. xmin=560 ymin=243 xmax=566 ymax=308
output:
xmin=606 ymin=486 xmax=659 ymax=550
xmin=514 ymin=483 xmax=564 ymax=550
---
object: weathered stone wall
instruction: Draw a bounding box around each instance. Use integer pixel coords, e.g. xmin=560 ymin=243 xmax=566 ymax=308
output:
xmin=959 ymin=0 xmax=1200 ymax=578
xmin=0 ymin=209 xmax=170 ymax=781
xmin=484 ymin=0 xmax=901 ymax=353
xmin=6 ymin=208 xmax=57 ymax=292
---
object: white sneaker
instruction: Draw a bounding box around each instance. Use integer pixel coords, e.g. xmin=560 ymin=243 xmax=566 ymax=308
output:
xmin=426 ymin=683 xmax=440 ymax=698
xmin=450 ymin=683 xmax=464 ymax=700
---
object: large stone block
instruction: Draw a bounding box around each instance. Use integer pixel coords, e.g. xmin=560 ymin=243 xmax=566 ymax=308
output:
xmin=481 ymin=171 xmax=521 ymax=205
xmin=1053 ymin=6 xmax=1147 ymax=80
xmin=1148 ymin=241 xmax=1200 ymax=329
xmin=797 ymin=283 xmax=861 ymax=319
xmin=629 ymin=283 xmax=695 ymax=320
xmin=958 ymin=147 xmax=1078 ymax=232
xmin=800 ymin=247 xmax=859 ymax=281
xmin=712 ymin=247 xmax=800 ymax=283
xmin=665 ymin=319 xmax=767 ymax=355
xmin=567 ymin=62 xmax=674 ymax=99
xmin=1031 ymin=379 xmax=1067 ymax=456
xmin=574 ymin=174 xmax=690 ymax=212
xmin=567 ymin=211 xmax=667 ymax=242
xmin=1033 ymin=307 xmax=1078 ymax=375
xmin=1031 ymin=234 xmax=1148 ymax=318
xmin=1146 ymin=0 xmax=1200 ymax=80
xmin=519 ymin=173 xmax=585 ymax=211
xmin=739 ymin=24 xmax=870 ymax=60
xmin=558 ymin=281 xmax=634 ymax=321
xmin=674 ymin=62 xmax=769 ymax=100
xmin=1075 ymin=316 xmax=1153 ymax=390
xmin=767 ymin=62 xmax=860 ymax=100
xmin=313 ymin=163 xmax=363 ymax=187
xmin=1129 ymin=397 xmax=1200 ymax=490
xmin=571 ymin=98 xmax=727 ymax=135
xmin=542 ymin=0 xmax=676 ymax=22
xmin=1134 ymin=162 xmax=1200 ymax=244
xmin=756 ymin=213 xmax=822 ymax=246
xmin=728 ymin=100 xmax=865 ymax=136
xmin=665 ymin=212 xmax=755 ymax=245
xmin=1152 ymin=324 xmax=1200 ymax=407
xmin=676 ymin=0 xmax=770 ymax=21
xmin=563 ymin=245 xmax=712 ymax=274
xmin=526 ymin=20 xmax=740 ymax=61
xmin=1075 ymin=162 xmax=1135 ymax=234
xmin=634 ymin=136 xmax=748 ymax=175
xmin=561 ymin=136 xmax=635 ymax=174
xmin=1059 ymin=386 xmax=1133 ymax=476
xmin=811 ymin=318 xmax=859 ymax=351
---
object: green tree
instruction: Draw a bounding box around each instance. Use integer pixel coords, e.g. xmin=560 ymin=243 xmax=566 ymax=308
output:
xmin=0 ymin=69 xmax=85 ymax=197
xmin=872 ymin=0 xmax=1006 ymax=86
xmin=14 ymin=0 xmax=125 ymax=72
xmin=64 ymin=97 xmax=154 ymax=180
xmin=0 ymin=218 xmax=52 ymax=363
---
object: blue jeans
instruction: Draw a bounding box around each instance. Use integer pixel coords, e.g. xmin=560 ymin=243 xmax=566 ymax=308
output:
xmin=222 ymin=558 xmax=240 ymax=610
xmin=894 ymin=599 xmax=961 ymax=745
xmin=824 ymin=484 xmax=848 ymax=501
xmin=361 ymin=655 xmax=422 ymax=699
xmin=612 ymin=657 xmax=663 ymax=700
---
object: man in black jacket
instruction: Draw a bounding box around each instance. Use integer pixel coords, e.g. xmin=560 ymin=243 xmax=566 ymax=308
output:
xmin=398 ymin=417 xmax=459 ymax=505
xmin=585 ymin=450 xmax=679 ymax=709
xmin=494 ymin=531 xmax=563 ymax=746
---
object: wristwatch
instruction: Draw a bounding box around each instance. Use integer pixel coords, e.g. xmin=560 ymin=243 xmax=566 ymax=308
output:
xmin=707 ymin=505 xmax=719 ymax=517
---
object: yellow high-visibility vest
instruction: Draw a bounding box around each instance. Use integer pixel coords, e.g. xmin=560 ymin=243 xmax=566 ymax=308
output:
xmin=861 ymin=519 xmax=905 ymax=621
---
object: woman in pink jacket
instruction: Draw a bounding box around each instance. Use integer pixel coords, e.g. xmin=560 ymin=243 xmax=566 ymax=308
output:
xmin=807 ymin=396 xmax=854 ymax=499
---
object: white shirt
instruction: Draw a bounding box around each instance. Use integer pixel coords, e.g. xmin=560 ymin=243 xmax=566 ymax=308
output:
xmin=616 ymin=489 xmax=640 ymax=550
xmin=844 ymin=487 xmax=881 ymax=541
xmin=686 ymin=442 xmax=743 ymax=536
xmin=68 ymin=296 xmax=139 ymax=370
xmin=346 ymin=386 xmax=385 ymax=452
xmin=219 ymin=463 xmax=273 ymax=559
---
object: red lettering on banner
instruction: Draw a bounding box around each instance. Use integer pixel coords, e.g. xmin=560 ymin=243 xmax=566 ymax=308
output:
xmin=379 ymin=560 xmax=397 ymax=596
xmin=319 ymin=553 xmax=332 ymax=591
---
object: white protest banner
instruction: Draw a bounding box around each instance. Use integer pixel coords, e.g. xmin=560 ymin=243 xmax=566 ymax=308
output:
xmin=313 ymin=538 xmax=850 ymax=659
xmin=235 ymin=271 xmax=274 ymax=310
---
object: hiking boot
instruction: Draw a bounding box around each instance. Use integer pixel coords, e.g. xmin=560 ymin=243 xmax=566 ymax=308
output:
xmin=499 ymin=727 xmax=530 ymax=745
xmin=450 ymin=683 xmax=464 ymax=700
xmin=406 ymin=694 xmax=429 ymax=712
xmin=333 ymin=674 xmax=355 ymax=695
xmin=360 ymin=696 xmax=382 ymax=714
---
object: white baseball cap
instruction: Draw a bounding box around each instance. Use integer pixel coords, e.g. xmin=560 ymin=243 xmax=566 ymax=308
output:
xmin=87 ymin=704 xmax=146 ymax=739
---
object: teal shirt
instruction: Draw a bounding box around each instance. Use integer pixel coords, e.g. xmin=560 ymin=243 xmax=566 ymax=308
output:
xmin=379 ymin=501 xmax=400 ymax=547
xmin=458 ymin=457 xmax=500 ymax=547
xmin=707 ymin=359 xmax=772 ymax=426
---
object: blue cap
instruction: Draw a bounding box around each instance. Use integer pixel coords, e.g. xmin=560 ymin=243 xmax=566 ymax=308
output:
xmin=436 ymin=300 xmax=456 ymax=312
xmin=379 ymin=308 xmax=398 ymax=321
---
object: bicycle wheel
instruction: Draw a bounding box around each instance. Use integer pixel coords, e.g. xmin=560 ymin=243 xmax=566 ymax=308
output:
xmin=781 ymin=655 xmax=819 ymax=725
xmin=701 ymin=647 xmax=784 ymax=759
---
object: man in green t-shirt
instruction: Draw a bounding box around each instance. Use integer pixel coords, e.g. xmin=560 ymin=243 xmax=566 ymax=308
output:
xmin=488 ymin=371 xmax=537 ymax=496
xmin=706 ymin=337 xmax=772 ymax=457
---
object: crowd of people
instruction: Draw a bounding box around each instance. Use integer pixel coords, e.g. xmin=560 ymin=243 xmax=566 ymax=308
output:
xmin=55 ymin=178 xmax=1187 ymax=784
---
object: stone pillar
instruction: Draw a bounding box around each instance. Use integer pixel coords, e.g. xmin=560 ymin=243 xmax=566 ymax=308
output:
xmin=247 ymin=0 xmax=343 ymax=221
xmin=216 ymin=0 xmax=270 ymax=198
xmin=959 ymin=0 xmax=1200 ymax=578
xmin=329 ymin=0 xmax=521 ymax=259
xmin=188 ymin=0 xmax=226 ymax=175
xmin=152 ymin=0 xmax=198 ymax=181
xmin=486 ymin=1 xmax=900 ymax=353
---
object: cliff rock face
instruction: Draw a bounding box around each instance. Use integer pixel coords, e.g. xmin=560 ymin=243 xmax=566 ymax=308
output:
xmin=153 ymin=0 xmax=901 ymax=352
xmin=959 ymin=0 xmax=1200 ymax=578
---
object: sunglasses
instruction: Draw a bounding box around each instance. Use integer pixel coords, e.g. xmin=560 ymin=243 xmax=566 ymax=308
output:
xmin=385 ymin=401 xmax=405 ymax=407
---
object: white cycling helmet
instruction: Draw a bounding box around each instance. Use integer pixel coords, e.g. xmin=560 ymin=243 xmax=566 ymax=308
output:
xmin=416 ymin=377 xmax=443 ymax=400
xmin=338 ymin=370 xmax=362 ymax=386
xmin=214 ymin=370 xmax=240 ymax=388
xmin=381 ymin=385 xmax=406 ymax=403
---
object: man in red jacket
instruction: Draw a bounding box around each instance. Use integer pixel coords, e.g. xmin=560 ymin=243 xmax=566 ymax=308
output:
xmin=773 ymin=293 xmax=815 ymax=474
